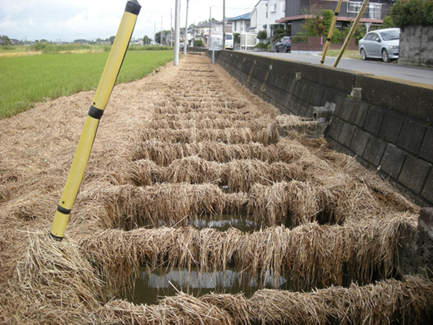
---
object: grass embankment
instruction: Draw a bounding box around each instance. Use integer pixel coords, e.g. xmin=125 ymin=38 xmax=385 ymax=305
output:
xmin=0 ymin=49 xmax=173 ymax=119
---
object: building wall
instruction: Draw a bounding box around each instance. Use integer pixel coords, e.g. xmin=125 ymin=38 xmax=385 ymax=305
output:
xmin=209 ymin=50 xmax=433 ymax=206
xmin=250 ymin=0 xmax=286 ymax=37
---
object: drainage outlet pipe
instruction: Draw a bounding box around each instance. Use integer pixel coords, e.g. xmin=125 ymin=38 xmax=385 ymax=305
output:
xmin=50 ymin=0 xmax=141 ymax=241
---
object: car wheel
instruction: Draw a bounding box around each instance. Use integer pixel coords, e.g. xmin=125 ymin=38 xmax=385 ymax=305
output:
xmin=382 ymin=49 xmax=390 ymax=63
xmin=276 ymin=48 xmax=279 ymax=53
xmin=285 ymin=48 xmax=289 ymax=53
xmin=360 ymin=48 xmax=367 ymax=60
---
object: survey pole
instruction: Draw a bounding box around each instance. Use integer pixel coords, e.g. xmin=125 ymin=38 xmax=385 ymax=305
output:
xmin=334 ymin=0 xmax=369 ymax=67
xmin=320 ymin=0 xmax=344 ymax=65
xmin=49 ymin=0 xmax=141 ymax=241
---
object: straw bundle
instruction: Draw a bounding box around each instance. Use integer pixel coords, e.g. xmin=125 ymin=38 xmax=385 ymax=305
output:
xmin=146 ymin=117 xmax=274 ymax=132
xmin=0 ymin=231 xmax=102 ymax=324
xmin=117 ymin=157 xmax=305 ymax=192
xmin=99 ymin=292 xmax=240 ymax=324
xmin=140 ymin=127 xmax=279 ymax=145
xmin=98 ymin=275 xmax=433 ymax=324
xmin=96 ymin=183 xmax=226 ymax=230
xmin=157 ymin=110 xmax=268 ymax=122
xmin=288 ymin=133 xmax=417 ymax=214
xmin=132 ymin=140 xmax=280 ymax=166
xmin=155 ymin=101 xmax=248 ymax=114
xmin=249 ymin=275 xmax=433 ymax=324
xmin=79 ymin=216 xmax=414 ymax=294
xmin=248 ymin=181 xmax=348 ymax=227
xmin=170 ymin=97 xmax=247 ymax=110
xmin=220 ymin=159 xmax=305 ymax=192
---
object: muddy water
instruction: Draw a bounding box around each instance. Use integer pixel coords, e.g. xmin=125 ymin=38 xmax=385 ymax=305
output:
xmin=126 ymin=213 xmax=273 ymax=305
xmin=128 ymin=267 xmax=288 ymax=305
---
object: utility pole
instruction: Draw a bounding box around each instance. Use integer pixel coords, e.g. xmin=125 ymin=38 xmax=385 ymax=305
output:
xmin=209 ymin=7 xmax=212 ymax=49
xmin=171 ymin=8 xmax=173 ymax=46
xmin=174 ymin=0 xmax=180 ymax=66
xmin=161 ymin=16 xmax=163 ymax=45
xmin=223 ymin=0 xmax=226 ymax=49
xmin=184 ymin=0 xmax=189 ymax=55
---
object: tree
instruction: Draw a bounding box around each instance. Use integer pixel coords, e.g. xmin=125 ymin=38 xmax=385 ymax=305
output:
xmin=257 ymin=30 xmax=267 ymax=43
xmin=143 ymin=35 xmax=150 ymax=45
xmin=0 ymin=35 xmax=11 ymax=45
xmin=301 ymin=7 xmax=333 ymax=37
xmin=154 ymin=30 xmax=171 ymax=45
xmin=382 ymin=15 xmax=396 ymax=28
xmin=109 ymin=36 xmax=116 ymax=44
xmin=390 ymin=0 xmax=433 ymax=27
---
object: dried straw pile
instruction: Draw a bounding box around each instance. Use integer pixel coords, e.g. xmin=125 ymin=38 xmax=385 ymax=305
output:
xmin=79 ymin=215 xmax=413 ymax=294
xmin=0 ymin=231 xmax=102 ymax=324
xmin=97 ymin=275 xmax=433 ymax=324
xmin=0 ymin=53 xmax=430 ymax=324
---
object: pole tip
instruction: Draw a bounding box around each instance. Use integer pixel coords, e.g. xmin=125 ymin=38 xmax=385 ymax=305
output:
xmin=126 ymin=0 xmax=141 ymax=15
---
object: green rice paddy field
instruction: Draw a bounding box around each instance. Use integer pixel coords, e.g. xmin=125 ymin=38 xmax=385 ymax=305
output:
xmin=0 ymin=50 xmax=174 ymax=118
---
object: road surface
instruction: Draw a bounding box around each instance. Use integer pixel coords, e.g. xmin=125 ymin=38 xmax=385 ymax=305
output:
xmin=252 ymin=51 xmax=433 ymax=87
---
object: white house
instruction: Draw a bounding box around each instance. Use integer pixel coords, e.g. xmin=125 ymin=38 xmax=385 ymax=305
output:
xmin=192 ymin=19 xmax=232 ymax=48
xmin=250 ymin=0 xmax=286 ymax=40
xmin=228 ymin=13 xmax=251 ymax=33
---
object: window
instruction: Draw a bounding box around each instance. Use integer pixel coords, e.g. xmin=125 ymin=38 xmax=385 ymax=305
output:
xmin=347 ymin=1 xmax=363 ymax=13
xmin=364 ymin=33 xmax=374 ymax=41
xmin=271 ymin=3 xmax=277 ymax=12
xmin=369 ymin=3 xmax=382 ymax=19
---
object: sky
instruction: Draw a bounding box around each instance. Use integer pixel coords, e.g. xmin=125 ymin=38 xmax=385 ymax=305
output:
xmin=0 ymin=0 xmax=256 ymax=42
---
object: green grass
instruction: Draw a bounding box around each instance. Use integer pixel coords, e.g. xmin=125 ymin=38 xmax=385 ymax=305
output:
xmin=0 ymin=50 xmax=173 ymax=118
xmin=321 ymin=50 xmax=361 ymax=59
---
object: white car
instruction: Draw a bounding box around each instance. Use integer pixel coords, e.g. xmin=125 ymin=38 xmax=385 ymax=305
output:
xmin=358 ymin=28 xmax=400 ymax=63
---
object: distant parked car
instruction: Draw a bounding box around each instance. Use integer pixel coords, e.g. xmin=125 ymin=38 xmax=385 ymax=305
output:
xmin=275 ymin=36 xmax=291 ymax=53
xmin=358 ymin=28 xmax=400 ymax=63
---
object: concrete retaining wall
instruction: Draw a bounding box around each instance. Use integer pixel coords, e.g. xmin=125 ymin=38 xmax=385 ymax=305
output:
xmin=399 ymin=25 xmax=433 ymax=68
xmin=209 ymin=50 xmax=433 ymax=206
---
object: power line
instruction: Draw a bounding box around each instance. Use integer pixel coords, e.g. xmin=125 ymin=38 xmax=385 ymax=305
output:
xmin=191 ymin=0 xmax=252 ymax=10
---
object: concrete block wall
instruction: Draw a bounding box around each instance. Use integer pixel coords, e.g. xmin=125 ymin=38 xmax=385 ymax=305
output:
xmin=399 ymin=25 xmax=433 ymax=68
xmin=210 ymin=50 xmax=433 ymax=206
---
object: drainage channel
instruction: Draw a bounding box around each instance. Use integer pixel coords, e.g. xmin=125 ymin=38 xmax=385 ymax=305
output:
xmin=89 ymin=54 xmax=428 ymax=322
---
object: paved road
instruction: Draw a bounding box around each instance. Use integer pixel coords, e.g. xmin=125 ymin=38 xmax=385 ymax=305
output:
xmin=252 ymin=51 xmax=433 ymax=87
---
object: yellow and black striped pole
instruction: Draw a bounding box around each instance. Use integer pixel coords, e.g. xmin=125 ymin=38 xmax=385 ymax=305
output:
xmin=50 ymin=0 xmax=141 ymax=241
xmin=334 ymin=0 xmax=369 ymax=67
xmin=320 ymin=0 xmax=344 ymax=65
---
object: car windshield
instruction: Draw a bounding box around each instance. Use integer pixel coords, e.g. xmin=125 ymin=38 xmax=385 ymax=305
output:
xmin=226 ymin=34 xmax=233 ymax=40
xmin=379 ymin=30 xmax=400 ymax=41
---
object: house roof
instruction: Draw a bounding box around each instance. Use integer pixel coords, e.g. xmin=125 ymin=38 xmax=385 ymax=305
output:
xmin=228 ymin=12 xmax=251 ymax=21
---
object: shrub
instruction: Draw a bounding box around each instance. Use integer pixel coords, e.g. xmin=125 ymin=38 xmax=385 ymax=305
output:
xmin=257 ymin=30 xmax=267 ymax=43
xmin=255 ymin=42 xmax=268 ymax=49
xmin=194 ymin=40 xmax=204 ymax=47
xmin=390 ymin=0 xmax=433 ymax=27
xmin=234 ymin=33 xmax=241 ymax=44
xmin=291 ymin=33 xmax=308 ymax=43
xmin=272 ymin=28 xmax=291 ymax=41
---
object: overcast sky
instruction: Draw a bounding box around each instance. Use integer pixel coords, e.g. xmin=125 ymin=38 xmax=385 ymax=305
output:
xmin=0 ymin=0 xmax=256 ymax=42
